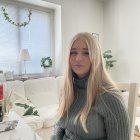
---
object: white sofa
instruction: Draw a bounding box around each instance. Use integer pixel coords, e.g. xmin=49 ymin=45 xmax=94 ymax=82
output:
xmin=4 ymin=76 xmax=64 ymax=140
xmin=4 ymin=77 xmax=140 ymax=140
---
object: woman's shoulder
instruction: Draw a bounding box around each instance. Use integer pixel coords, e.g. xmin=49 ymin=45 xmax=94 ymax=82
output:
xmin=94 ymin=90 xmax=127 ymax=116
xmin=98 ymin=90 xmax=124 ymax=104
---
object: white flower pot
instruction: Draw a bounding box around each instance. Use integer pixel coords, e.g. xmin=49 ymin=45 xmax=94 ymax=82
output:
xmin=44 ymin=68 xmax=52 ymax=76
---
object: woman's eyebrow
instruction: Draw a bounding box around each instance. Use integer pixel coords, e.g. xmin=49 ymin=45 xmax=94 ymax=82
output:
xmin=83 ymin=48 xmax=88 ymax=50
xmin=71 ymin=48 xmax=88 ymax=50
xmin=71 ymin=48 xmax=77 ymax=50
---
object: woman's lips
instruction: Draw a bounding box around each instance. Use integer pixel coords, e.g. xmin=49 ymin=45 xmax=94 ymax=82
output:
xmin=73 ymin=65 xmax=84 ymax=68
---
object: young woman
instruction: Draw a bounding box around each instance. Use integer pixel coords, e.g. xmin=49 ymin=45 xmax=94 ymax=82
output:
xmin=51 ymin=32 xmax=130 ymax=140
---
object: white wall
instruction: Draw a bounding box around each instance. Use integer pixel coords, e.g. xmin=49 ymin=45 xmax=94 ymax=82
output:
xmin=42 ymin=0 xmax=61 ymax=5
xmin=61 ymin=0 xmax=104 ymax=69
xmin=103 ymin=0 xmax=140 ymax=84
xmin=22 ymin=0 xmax=140 ymax=83
xmin=44 ymin=0 xmax=104 ymax=75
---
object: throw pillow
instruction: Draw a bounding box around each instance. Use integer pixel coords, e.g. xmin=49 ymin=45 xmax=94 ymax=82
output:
xmin=121 ymin=90 xmax=129 ymax=108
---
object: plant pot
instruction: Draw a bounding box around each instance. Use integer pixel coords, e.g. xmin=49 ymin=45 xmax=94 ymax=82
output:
xmin=44 ymin=68 xmax=52 ymax=76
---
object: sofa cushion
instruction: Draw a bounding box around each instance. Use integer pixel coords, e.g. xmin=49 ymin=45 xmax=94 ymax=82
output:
xmin=37 ymin=104 xmax=58 ymax=128
xmin=4 ymin=80 xmax=25 ymax=97
xmin=56 ymin=76 xmax=64 ymax=97
xmin=23 ymin=115 xmax=43 ymax=130
xmin=24 ymin=77 xmax=59 ymax=108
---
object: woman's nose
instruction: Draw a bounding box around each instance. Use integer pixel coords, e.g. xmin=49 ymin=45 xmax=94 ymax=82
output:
xmin=75 ymin=53 xmax=82 ymax=61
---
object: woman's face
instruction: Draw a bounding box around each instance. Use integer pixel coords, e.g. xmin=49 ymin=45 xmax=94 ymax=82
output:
xmin=69 ymin=39 xmax=91 ymax=78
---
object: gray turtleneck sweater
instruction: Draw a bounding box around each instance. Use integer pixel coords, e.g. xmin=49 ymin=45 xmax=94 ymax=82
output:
xmin=51 ymin=76 xmax=130 ymax=140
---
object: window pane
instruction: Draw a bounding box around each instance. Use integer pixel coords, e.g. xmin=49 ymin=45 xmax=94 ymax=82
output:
xmin=19 ymin=9 xmax=52 ymax=74
xmin=0 ymin=2 xmax=53 ymax=75
xmin=0 ymin=4 xmax=19 ymax=74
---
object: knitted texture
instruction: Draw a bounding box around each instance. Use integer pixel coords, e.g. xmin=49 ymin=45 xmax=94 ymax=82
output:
xmin=51 ymin=76 xmax=130 ymax=140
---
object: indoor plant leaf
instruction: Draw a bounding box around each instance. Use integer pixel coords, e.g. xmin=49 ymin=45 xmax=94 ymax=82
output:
xmin=23 ymin=106 xmax=35 ymax=116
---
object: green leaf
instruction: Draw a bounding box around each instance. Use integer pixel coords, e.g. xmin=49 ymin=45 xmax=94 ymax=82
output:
xmin=32 ymin=110 xmax=40 ymax=116
xmin=104 ymin=55 xmax=112 ymax=59
xmin=23 ymin=106 xmax=34 ymax=116
xmin=104 ymin=50 xmax=111 ymax=54
xmin=103 ymin=49 xmax=117 ymax=69
xmin=15 ymin=103 xmax=29 ymax=109
xmin=110 ymin=64 xmax=114 ymax=67
xmin=110 ymin=60 xmax=117 ymax=63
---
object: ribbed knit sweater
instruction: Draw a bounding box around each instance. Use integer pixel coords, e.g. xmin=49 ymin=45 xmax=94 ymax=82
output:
xmin=51 ymin=76 xmax=130 ymax=140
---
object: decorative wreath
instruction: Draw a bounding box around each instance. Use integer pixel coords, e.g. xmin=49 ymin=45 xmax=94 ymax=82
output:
xmin=41 ymin=57 xmax=52 ymax=68
xmin=1 ymin=6 xmax=32 ymax=27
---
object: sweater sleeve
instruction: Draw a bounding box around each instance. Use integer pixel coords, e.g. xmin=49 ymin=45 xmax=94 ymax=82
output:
xmin=50 ymin=123 xmax=65 ymax=140
xmin=95 ymin=92 xmax=130 ymax=140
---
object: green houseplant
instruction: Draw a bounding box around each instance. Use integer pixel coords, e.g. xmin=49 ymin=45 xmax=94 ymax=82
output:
xmin=41 ymin=57 xmax=52 ymax=76
xmin=103 ymin=50 xmax=117 ymax=70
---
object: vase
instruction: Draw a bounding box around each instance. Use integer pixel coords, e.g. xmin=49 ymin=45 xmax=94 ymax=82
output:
xmin=44 ymin=68 xmax=52 ymax=76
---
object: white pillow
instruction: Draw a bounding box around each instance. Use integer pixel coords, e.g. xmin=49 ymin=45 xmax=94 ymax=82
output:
xmin=24 ymin=77 xmax=59 ymax=108
xmin=56 ymin=76 xmax=64 ymax=97
xmin=26 ymin=91 xmax=58 ymax=108
xmin=10 ymin=91 xmax=26 ymax=103
xmin=121 ymin=91 xmax=129 ymax=108
xmin=4 ymin=80 xmax=25 ymax=98
xmin=37 ymin=104 xmax=59 ymax=127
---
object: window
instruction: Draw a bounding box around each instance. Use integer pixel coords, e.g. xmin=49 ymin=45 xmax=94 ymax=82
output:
xmin=0 ymin=1 xmax=53 ymax=74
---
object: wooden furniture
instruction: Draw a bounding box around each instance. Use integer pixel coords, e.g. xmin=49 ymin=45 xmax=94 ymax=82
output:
xmin=135 ymin=130 xmax=140 ymax=140
xmin=0 ymin=111 xmax=42 ymax=140
xmin=116 ymin=82 xmax=139 ymax=140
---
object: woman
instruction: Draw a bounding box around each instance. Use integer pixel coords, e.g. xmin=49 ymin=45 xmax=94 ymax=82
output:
xmin=51 ymin=32 xmax=130 ymax=140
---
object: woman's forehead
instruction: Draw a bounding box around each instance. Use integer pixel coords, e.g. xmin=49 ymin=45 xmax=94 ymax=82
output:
xmin=72 ymin=39 xmax=88 ymax=49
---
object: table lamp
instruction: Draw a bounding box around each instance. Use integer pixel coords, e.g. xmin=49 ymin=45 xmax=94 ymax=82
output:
xmin=19 ymin=49 xmax=31 ymax=76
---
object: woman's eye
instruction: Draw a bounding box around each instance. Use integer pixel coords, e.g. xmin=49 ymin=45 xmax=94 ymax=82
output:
xmin=83 ymin=52 xmax=89 ymax=55
xmin=70 ymin=52 xmax=77 ymax=55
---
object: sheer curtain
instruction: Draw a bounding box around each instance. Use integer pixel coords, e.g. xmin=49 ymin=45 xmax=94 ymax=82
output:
xmin=0 ymin=2 xmax=52 ymax=74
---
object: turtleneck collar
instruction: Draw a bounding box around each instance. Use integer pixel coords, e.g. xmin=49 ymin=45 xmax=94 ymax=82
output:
xmin=73 ymin=73 xmax=89 ymax=89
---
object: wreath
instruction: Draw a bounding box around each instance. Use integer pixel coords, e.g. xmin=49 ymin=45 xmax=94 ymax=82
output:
xmin=1 ymin=6 xmax=32 ymax=27
xmin=41 ymin=57 xmax=52 ymax=68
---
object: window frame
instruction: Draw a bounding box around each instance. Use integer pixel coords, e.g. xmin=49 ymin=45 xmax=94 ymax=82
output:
xmin=0 ymin=0 xmax=55 ymax=75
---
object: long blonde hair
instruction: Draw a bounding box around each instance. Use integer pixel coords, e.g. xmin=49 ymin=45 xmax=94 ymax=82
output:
xmin=57 ymin=32 xmax=117 ymax=132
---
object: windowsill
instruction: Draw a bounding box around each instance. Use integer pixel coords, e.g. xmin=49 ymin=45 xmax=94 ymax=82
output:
xmin=6 ymin=73 xmax=54 ymax=81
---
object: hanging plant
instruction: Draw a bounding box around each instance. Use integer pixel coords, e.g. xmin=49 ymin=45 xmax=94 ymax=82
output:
xmin=1 ymin=6 xmax=32 ymax=27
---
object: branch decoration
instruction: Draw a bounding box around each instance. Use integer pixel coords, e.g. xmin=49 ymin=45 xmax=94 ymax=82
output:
xmin=1 ymin=6 xmax=32 ymax=27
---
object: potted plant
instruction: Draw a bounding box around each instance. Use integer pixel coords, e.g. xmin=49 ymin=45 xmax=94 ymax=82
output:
xmin=41 ymin=57 xmax=52 ymax=76
xmin=103 ymin=50 xmax=117 ymax=70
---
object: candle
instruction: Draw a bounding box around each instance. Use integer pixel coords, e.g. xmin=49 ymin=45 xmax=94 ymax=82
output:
xmin=0 ymin=84 xmax=3 ymax=101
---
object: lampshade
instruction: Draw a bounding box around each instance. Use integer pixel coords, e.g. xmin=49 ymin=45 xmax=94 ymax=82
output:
xmin=19 ymin=49 xmax=31 ymax=61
